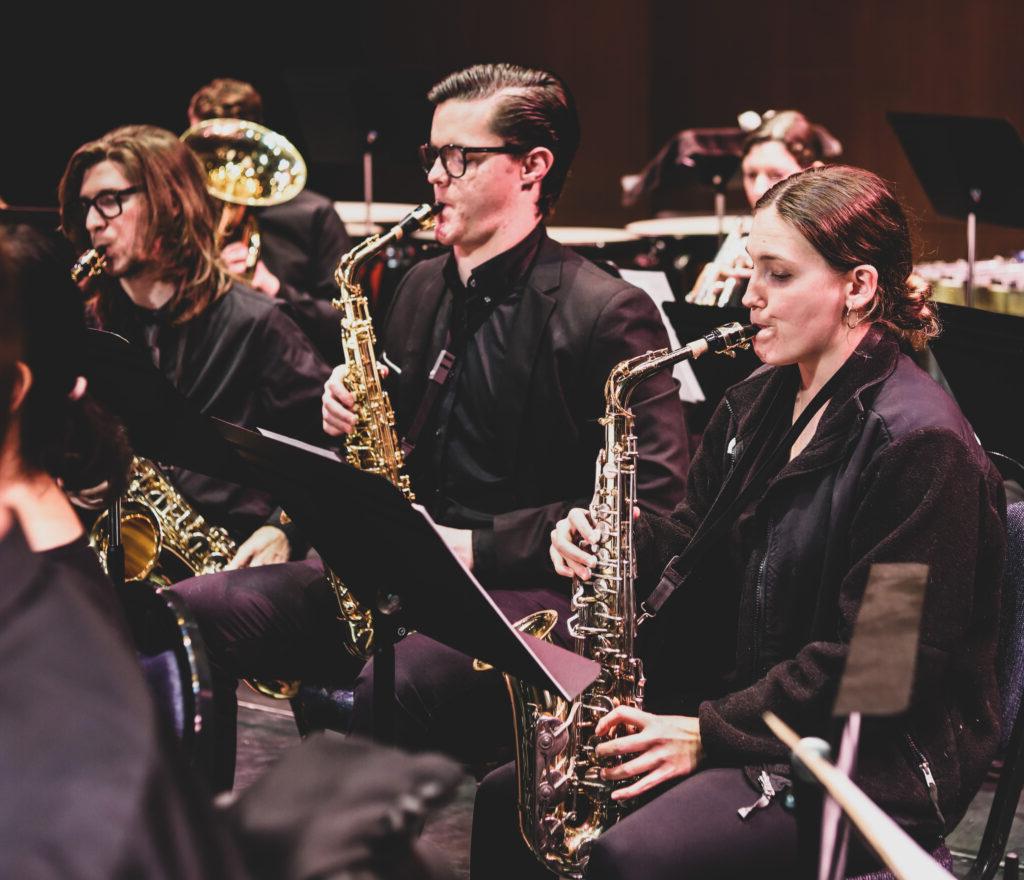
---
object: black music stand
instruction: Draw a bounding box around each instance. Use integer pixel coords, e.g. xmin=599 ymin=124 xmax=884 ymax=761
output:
xmin=887 ymin=112 xmax=1024 ymax=307
xmin=85 ymin=330 xmax=600 ymax=744
xmin=624 ymin=128 xmax=745 ymax=242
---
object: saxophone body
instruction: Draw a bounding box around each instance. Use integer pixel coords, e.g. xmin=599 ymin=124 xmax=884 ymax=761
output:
xmin=90 ymin=456 xmax=236 ymax=585
xmin=504 ymin=322 xmax=756 ymax=878
xmin=328 ymin=203 xmax=438 ymax=658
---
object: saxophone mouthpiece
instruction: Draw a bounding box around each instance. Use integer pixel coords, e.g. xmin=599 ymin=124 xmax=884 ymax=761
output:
xmin=71 ymin=246 xmax=107 ymax=288
xmin=393 ymin=202 xmax=440 ymax=239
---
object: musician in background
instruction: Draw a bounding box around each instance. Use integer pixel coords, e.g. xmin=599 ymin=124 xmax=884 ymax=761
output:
xmin=319 ymin=63 xmax=691 ymax=761
xmin=188 ymin=77 xmax=352 ymax=360
xmin=57 ymin=126 xmax=348 ymax=790
xmin=693 ymin=110 xmax=842 ymax=307
xmin=740 ymin=109 xmax=842 ymax=206
xmin=477 ymin=165 xmax=1006 ymax=878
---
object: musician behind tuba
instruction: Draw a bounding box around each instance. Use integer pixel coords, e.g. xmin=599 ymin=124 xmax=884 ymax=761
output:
xmin=687 ymin=110 xmax=842 ymax=307
xmin=184 ymin=77 xmax=353 ymax=361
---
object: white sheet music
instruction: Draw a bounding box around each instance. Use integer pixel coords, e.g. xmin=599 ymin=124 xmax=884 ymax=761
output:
xmin=619 ymin=268 xmax=705 ymax=403
xmin=257 ymin=428 xmax=343 ymax=462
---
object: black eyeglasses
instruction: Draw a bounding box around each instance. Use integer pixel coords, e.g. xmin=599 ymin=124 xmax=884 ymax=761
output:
xmin=76 ymin=185 xmax=145 ymax=220
xmin=418 ymin=143 xmax=521 ymax=178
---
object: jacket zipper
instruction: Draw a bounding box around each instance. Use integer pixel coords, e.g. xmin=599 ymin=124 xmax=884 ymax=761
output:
xmin=737 ymin=769 xmax=777 ymax=819
xmin=751 ymin=518 xmax=773 ymax=678
xmin=905 ymin=733 xmax=946 ymax=828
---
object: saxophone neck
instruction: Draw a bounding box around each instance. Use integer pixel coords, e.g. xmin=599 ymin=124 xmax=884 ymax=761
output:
xmin=335 ymin=202 xmax=439 ymax=291
xmin=604 ymin=321 xmax=757 ymax=412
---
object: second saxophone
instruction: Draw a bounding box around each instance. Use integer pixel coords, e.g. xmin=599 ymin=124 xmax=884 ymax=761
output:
xmin=327 ymin=202 xmax=439 ymax=657
xmin=500 ymin=321 xmax=756 ymax=878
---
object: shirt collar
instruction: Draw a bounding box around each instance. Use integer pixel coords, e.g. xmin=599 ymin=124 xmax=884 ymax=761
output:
xmin=442 ymin=221 xmax=546 ymax=298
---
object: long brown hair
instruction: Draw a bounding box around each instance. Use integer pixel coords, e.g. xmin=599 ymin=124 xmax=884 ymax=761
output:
xmin=58 ymin=125 xmax=231 ymax=326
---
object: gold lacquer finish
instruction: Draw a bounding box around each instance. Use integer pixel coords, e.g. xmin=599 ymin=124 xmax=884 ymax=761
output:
xmin=74 ymin=247 xmax=297 ymax=700
xmin=499 ymin=322 xmax=756 ymax=878
xmin=181 ymin=118 xmax=307 ymax=278
xmin=71 ymin=247 xmax=108 ymax=285
xmin=90 ymin=456 xmax=237 ymax=583
xmin=327 ymin=202 xmax=439 ymax=659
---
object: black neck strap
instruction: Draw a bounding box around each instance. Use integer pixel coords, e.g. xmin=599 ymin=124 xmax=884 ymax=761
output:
xmin=639 ymin=360 xmax=854 ymax=626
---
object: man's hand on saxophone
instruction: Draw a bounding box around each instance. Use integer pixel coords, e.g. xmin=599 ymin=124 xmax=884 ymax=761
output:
xmin=322 ymin=364 xmax=476 ymax=571
xmin=321 ymin=363 xmax=369 ymax=437
xmin=594 ymin=707 xmax=703 ymax=802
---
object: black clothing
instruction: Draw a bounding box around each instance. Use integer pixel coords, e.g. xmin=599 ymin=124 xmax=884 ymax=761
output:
xmin=472 ymin=763 xmax=801 ymax=880
xmin=348 ymin=230 xmax=691 ymax=757
xmin=41 ymin=532 xmax=132 ymax=641
xmin=382 ymin=230 xmax=690 ymax=590
xmin=0 ymin=515 xmax=248 ymax=879
xmin=103 ymin=283 xmax=331 ymax=544
xmin=259 ymin=189 xmax=352 ymax=362
xmin=420 ymin=222 xmax=546 ymax=569
xmin=635 ymin=326 xmax=1006 ymax=842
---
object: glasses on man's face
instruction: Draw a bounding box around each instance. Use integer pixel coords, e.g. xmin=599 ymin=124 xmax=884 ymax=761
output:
xmin=418 ymin=143 xmax=521 ymax=179
xmin=76 ymin=185 xmax=145 ymax=221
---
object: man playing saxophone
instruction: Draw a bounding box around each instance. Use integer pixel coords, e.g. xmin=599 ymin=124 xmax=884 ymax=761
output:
xmin=58 ymin=125 xmax=350 ymax=790
xmin=320 ymin=63 xmax=691 ymax=763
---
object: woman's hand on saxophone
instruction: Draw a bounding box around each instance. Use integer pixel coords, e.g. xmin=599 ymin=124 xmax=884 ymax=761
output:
xmin=550 ymin=508 xmax=600 ymax=580
xmin=322 ymin=363 xmax=389 ymax=436
xmin=549 ymin=506 xmax=640 ymax=580
xmin=593 ymin=706 xmax=703 ymax=801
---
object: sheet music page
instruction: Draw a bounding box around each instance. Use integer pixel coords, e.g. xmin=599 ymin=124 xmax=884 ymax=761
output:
xmin=619 ymin=268 xmax=705 ymax=403
xmin=257 ymin=428 xmax=344 ymax=462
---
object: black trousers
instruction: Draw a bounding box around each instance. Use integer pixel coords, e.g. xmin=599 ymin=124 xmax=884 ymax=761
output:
xmin=173 ymin=560 xmax=363 ymax=791
xmin=351 ymin=587 xmax=572 ymax=766
xmin=471 ymin=762 xmax=800 ymax=880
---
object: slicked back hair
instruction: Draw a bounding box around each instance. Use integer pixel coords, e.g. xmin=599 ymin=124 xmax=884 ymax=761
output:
xmin=427 ymin=63 xmax=580 ymax=215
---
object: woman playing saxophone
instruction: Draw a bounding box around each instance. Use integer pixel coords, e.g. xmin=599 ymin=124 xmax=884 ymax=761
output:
xmin=472 ymin=165 xmax=1005 ymax=878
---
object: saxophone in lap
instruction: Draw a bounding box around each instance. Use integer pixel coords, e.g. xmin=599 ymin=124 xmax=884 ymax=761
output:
xmin=501 ymin=322 xmax=755 ymax=878
xmin=327 ymin=202 xmax=439 ymax=658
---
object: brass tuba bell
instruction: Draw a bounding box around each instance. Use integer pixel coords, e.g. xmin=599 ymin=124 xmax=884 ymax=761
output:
xmin=181 ymin=118 xmax=307 ymax=278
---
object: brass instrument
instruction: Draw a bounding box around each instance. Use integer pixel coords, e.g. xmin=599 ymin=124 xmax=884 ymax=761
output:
xmin=686 ymin=226 xmax=751 ymax=307
xmin=498 ymin=322 xmax=756 ymax=878
xmin=181 ymin=118 xmax=307 ymax=278
xmin=71 ymin=247 xmax=107 ymax=285
xmin=90 ymin=456 xmax=236 ymax=585
xmin=326 ymin=202 xmax=439 ymax=658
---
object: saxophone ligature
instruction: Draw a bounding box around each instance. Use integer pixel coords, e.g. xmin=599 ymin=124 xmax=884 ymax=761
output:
xmin=497 ymin=321 xmax=755 ymax=878
xmin=325 ymin=202 xmax=440 ymax=658
xmin=71 ymin=246 xmax=107 ymax=285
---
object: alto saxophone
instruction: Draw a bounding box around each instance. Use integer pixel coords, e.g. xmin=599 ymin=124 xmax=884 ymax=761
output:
xmin=90 ymin=456 xmax=236 ymax=584
xmin=500 ymin=322 xmax=755 ymax=878
xmin=327 ymin=202 xmax=439 ymax=658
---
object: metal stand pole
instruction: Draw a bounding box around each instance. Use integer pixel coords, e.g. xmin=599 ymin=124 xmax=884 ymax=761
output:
xmin=363 ymin=130 xmax=378 ymax=229
xmin=966 ymin=188 xmax=981 ymax=309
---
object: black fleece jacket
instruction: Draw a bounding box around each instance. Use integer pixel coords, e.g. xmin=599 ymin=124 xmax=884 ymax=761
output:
xmin=634 ymin=326 xmax=1006 ymax=841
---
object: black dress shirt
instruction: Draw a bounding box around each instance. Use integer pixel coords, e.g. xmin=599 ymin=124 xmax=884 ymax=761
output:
xmin=104 ymin=284 xmax=331 ymax=544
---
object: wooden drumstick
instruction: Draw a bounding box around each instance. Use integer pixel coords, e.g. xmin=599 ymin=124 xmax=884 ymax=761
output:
xmin=763 ymin=712 xmax=954 ymax=880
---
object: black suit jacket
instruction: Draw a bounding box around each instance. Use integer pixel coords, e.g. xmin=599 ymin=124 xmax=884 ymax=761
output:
xmin=381 ymin=233 xmax=690 ymax=590
xmin=259 ymin=189 xmax=351 ymax=361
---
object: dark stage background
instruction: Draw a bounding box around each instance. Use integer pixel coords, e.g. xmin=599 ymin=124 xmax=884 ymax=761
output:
xmin=4 ymin=0 xmax=1024 ymax=262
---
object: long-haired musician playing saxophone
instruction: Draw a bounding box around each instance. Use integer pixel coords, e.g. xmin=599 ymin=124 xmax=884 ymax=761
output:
xmin=58 ymin=126 xmax=341 ymax=791
xmin=475 ymin=165 xmax=1005 ymax=878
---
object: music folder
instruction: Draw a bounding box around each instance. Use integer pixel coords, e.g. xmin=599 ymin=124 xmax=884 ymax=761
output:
xmin=84 ymin=329 xmax=599 ymax=702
